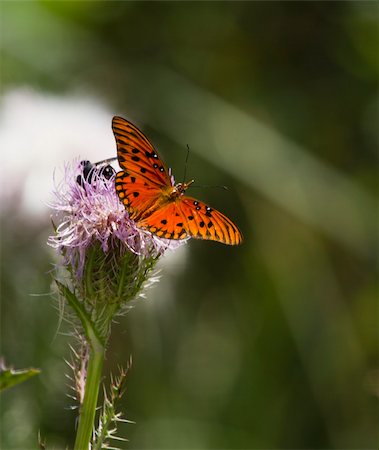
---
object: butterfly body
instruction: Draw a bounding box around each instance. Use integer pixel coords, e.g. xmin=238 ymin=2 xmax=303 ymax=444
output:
xmin=113 ymin=116 xmax=242 ymax=245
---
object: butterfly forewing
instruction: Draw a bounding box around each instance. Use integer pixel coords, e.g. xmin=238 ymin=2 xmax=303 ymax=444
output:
xmin=115 ymin=170 xmax=163 ymax=221
xmin=112 ymin=116 xmax=171 ymax=187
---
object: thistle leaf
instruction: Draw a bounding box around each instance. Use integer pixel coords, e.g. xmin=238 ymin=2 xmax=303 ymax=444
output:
xmin=0 ymin=365 xmax=40 ymax=392
xmin=56 ymin=280 xmax=104 ymax=348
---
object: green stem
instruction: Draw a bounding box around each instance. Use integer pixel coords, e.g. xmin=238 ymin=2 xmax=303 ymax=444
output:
xmin=74 ymin=338 xmax=105 ymax=450
xmin=85 ymin=248 xmax=97 ymax=299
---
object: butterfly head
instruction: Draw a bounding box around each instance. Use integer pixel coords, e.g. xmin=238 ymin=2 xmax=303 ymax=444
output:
xmin=172 ymin=179 xmax=194 ymax=197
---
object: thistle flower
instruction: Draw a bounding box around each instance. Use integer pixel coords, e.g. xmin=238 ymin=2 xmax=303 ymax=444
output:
xmin=48 ymin=159 xmax=177 ymax=274
xmin=48 ymin=159 xmax=183 ymax=334
xmin=48 ymin=159 xmax=186 ymax=449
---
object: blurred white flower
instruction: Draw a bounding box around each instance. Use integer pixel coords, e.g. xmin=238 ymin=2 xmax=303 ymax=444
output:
xmin=0 ymin=88 xmax=113 ymax=216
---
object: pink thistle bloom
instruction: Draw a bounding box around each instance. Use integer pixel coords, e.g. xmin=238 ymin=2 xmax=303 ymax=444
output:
xmin=48 ymin=160 xmax=183 ymax=279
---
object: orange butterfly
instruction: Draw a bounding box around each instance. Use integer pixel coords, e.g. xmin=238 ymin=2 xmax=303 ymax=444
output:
xmin=113 ymin=116 xmax=242 ymax=245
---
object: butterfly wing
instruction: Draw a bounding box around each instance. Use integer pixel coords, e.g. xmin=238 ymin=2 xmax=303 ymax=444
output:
xmin=113 ymin=116 xmax=171 ymax=220
xmin=113 ymin=116 xmax=171 ymax=186
xmin=115 ymin=172 xmax=165 ymax=220
xmin=138 ymin=196 xmax=243 ymax=245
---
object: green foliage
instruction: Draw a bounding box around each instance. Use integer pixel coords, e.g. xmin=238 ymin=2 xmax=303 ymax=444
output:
xmin=93 ymin=365 xmax=133 ymax=450
xmin=0 ymin=365 xmax=40 ymax=392
xmin=56 ymin=242 xmax=160 ymax=344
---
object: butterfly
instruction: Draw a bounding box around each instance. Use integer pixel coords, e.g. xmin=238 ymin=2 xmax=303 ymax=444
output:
xmin=113 ymin=116 xmax=242 ymax=245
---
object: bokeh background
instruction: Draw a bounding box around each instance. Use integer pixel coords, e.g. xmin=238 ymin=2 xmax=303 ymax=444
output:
xmin=1 ymin=2 xmax=378 ymax=449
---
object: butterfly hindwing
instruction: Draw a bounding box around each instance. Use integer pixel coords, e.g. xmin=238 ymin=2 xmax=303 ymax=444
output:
xmin=138 ymin=197 xmax=242 ymax=245
xmin=138 ymin=202 xmax=188 ymax=240
xmin=179 ymin=197 xmax=242 ymax=245
xmin=112 ymin=116 xmax=171 ymax=187
xmin=115 ymin=170 xmax=162 ymax=221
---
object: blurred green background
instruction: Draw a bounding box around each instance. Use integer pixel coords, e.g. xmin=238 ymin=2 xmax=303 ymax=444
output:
xmin=0 ymin=2 xmax=378 ymax=449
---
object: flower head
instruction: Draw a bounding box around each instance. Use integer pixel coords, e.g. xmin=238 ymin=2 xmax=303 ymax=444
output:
xmin=48 ymin=159 xmax=184 ymax=335
xmin=49 ymin=160 xmax=182 ymax=275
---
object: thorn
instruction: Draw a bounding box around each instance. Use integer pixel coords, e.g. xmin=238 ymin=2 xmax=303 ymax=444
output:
xmin=68 ymin=344 xmax=79 ymax=358
xmin=66 ymin=383 xmax=77 ymax=392
xmin=64 ymin=359 xmax=75 ymax=370
xmin=67 ymin=405 xmax=79 ymax=410
xmin=109 ymin=435 xmax=129 ymax=442
xmin=115 ymin=417 xmax=135 ymax=424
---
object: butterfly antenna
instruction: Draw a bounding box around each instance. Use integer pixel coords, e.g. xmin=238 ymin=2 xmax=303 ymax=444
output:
xmin=182 ymin=144 xmax=191 ymax=183
xmin=191 ymin=184 xmax=229 ymax=191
